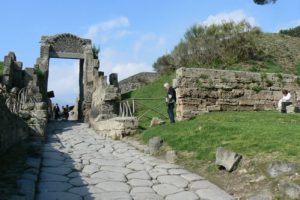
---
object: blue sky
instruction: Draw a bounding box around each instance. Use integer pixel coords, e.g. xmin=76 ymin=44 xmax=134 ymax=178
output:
xmin=1 ymin=0 xmax=300 ymax=105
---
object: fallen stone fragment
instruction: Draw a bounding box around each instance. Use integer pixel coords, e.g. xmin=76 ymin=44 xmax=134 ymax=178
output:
xmin=267 ymin=160 xmax=295 ymax=177
xmin=165 ymin=150 xmax=177 ymax=163
xmin=149 ymin=136 xmax=163 ymax=155
xmin=278 ymin=182 xmax=300 ymax=199
xmin=215 ymin=147 xmax=242 ymax=172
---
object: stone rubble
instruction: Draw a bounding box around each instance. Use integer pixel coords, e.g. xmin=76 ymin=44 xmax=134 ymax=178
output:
xmin=35 ymin=121 xmax=234 ymax=200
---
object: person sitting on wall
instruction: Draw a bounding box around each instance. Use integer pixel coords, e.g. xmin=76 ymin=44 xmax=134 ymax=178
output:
xmin=278 ymin=89 xmax=292 ymax=113
xmin=164 ymin=83 xmax=176 ymax=123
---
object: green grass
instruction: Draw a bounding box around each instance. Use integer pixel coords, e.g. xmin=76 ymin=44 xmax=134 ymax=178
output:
xmin=122 ymin=73 xmax=175 ymax=129
xmin=0 ymin=61 xmax=3 ymax=76
xmin=142 ymin=111 xmax=300 ymax=161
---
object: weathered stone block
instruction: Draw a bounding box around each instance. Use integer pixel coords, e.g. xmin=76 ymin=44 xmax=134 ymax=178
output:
xmin=267 ymin=161 xmax=295 ymax=177
xmin=149 ymin=136 xmax=163 ymax=155
xmin=215 ymin=147 xmax=242 ymax=172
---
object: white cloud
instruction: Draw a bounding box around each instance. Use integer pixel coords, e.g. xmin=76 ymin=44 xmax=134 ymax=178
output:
xmin=202 ymin=10 xmax=257 ymax=27
xmin=112 ymin=62 xmax=152 ymax=80
xmin=277 ymin=19 xmax=300 ymax=31
xmin=133 ymin=34 xmax=166 ymax=56
xmin=48 ymin=60 xmax=79 ymax=105
xmin=85 ymin=17 xmax=130 ymax=40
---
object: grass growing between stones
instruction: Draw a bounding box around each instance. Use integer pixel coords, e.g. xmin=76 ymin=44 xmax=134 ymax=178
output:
xmin=122 ymin=73 xmax=175 ymax=129
xmin=142 ymin=111 xmax=300 ymax=161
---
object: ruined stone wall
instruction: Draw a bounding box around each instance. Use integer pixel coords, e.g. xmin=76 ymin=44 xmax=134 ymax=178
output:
xmin=2 ymin=52 xmax=24 ymax=89
xmin=175 ymin=68 xmax=300 ymax=120
xmin=90 ymin=73 xmax=120 ymax=121
xmin=1 ymin=52 xmax=48 ymax=137
xmin=119 ymin=72 xmax=159 ymax=94
xmin=0 ymin=96 xmax=30 ymax=155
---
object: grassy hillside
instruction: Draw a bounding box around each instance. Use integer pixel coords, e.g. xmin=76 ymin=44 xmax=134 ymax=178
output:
xmin=153 ymin=21 xmax=300 ymax=75
xmin=223 ymin=33 xmax=300 ymax=74
xmin=142 ymin=111 xmax=300 ymax=161
xmin=122 ymin=73 xmax=175 ymax=129
xmin=252 ymin=33 xmax=300 ymax=74
xmin=126 ymin=73 xmax=300 ymax=161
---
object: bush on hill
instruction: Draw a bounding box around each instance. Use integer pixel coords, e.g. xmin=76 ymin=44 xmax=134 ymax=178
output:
xmin=279 ymin=25 xmax=300 ymax=38
xmin=153 ymin=21 xmax=267 ymax=74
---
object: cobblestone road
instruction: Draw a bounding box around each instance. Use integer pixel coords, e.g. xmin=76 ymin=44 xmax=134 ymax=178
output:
xmin=36 ymin=121 xmax=233 ymax=200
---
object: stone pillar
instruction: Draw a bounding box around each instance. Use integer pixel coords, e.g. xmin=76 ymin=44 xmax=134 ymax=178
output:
xmin=109 ymin=73 xmax=119 ymax=87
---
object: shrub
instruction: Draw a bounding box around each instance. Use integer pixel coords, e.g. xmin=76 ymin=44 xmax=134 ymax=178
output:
xmin=295 ymin=77 xmax=300 ymax=86
xmin=252 ymin=85 xmax=263 ymax=93
xmin=92 ymin=45 xmax=100 ymax=59
xmin=265 ymin=79 xmax=273 ymax=87
xmin=34 ymin=67 xmax=44 ymax=78
xmin=153 ymin=20 xmax=265 ymax=73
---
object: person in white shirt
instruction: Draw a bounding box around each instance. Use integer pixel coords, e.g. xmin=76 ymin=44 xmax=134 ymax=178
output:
xmin=278 ymin=89 xmax=292 ymax=113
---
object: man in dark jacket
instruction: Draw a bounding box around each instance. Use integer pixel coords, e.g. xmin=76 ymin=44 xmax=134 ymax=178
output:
xmin=164 ymin=83 xmax=176 ymax=123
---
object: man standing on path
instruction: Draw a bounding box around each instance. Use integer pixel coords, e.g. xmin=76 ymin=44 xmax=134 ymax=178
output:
xmin=164 ymin=83 xmax=176 ymax=123
xmin=53 ymin=103 xmax=60 ymax=120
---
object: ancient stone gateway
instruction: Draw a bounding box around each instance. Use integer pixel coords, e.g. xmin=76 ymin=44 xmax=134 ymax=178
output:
xmin=36 ymin=33 xmax=99 ymax=121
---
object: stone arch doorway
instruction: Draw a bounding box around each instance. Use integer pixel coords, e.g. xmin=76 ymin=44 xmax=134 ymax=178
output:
xmin=36 ymin=33 xmax=99 ymax=121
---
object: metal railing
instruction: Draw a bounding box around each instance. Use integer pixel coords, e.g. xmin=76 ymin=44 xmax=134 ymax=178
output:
xmin=119 ymin=98 xmax=169 ymax=120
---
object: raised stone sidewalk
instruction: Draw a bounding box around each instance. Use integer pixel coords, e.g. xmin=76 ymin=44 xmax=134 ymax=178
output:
xmin=35 ymin=121 xmax=234 ymax=200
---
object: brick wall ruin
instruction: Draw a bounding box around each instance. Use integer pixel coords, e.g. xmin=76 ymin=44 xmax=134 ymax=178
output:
xmin=175 ymin=68 xmax=300 ymax=120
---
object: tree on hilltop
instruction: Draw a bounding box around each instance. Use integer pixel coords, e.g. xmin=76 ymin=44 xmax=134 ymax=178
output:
xmin=253 ymin=0 xmax=277 ymax=5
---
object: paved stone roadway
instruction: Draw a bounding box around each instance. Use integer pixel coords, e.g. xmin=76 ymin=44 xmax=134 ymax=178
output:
xmin=36 ymin=121 xmax=234 ymax=200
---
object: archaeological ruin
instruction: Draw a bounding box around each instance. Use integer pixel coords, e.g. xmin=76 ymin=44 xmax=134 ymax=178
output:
xmin=175 ymin=67 xmax=300 ymax=120
xmin=0 ymin=33 xmax=137 ymax=155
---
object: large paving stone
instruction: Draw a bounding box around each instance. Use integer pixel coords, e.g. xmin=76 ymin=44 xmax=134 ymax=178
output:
xmin=38 ymin=181 xmax=72 ymax=192
xmin=90 ymin=159 xmax=126 ymax=167
xmin=132 ymin=193 xmax=163 ymax=200
xmin=68 ymin=186 xmax=90 ymax=196
xmin=69 ymin=177 xmax=89 ymax=186
xmin=82 ymin=164 xmax=99 ymax=175
xmin=127 ymin=171 xmax=151 ymax=180
xmin=189 ymin=180 xmax=219 ymax=190
xmin=153 ymin=184 xmax=183 ymax=197
xmin=155 ymin=164 xmax=182 ymax=169
xmin=85 ymin=191 xmax=133 ymax=200
xmin=42 ymin=159 xmax=64 ymax=167
xmin=36 ymin=192 xmax=82 ymax=200
xmin=157 ymin=175 xmax=189 ymax=188
xmin=148 ymin=168 xmax=169 ymax=179
xmin=128 ymin=179 xmax=153 ymax=187
xmin=42 ymin=167 xmax=72 ymax=176
xmin=91 ymin=171 xmax=126 ymax=182
xmin=40 ymin=172 xmax=69 ymax=182
xmin=96 ymin=181 xmax=131 ymax=192
xmin=195 ymin=188 xmax=234 ymax=200
xmin=43 ymin=152 xmax=65 ymax=161
xmin=130 ymin=187 xmax=155 ymax=195
xmin=168 ymin=168 xmax=189 ymax=175
xmin=181 ymin=173 xmax=204 ymax=182
xmin=100 ymin=166 xmax=133 ymax=175
xmin=165 ymin=191 xmax=199 ymax=200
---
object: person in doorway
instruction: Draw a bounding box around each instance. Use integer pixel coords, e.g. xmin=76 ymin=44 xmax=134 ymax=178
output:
xmin=164 ymin=83 xmax=176 ymax=123
xmin=53 ymin=103 xmax=60 ymax=120
xmin=65 ymin=105 xmax=70 ymax=120
xmin=279 ymin=89 xmax=292 ymax=113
